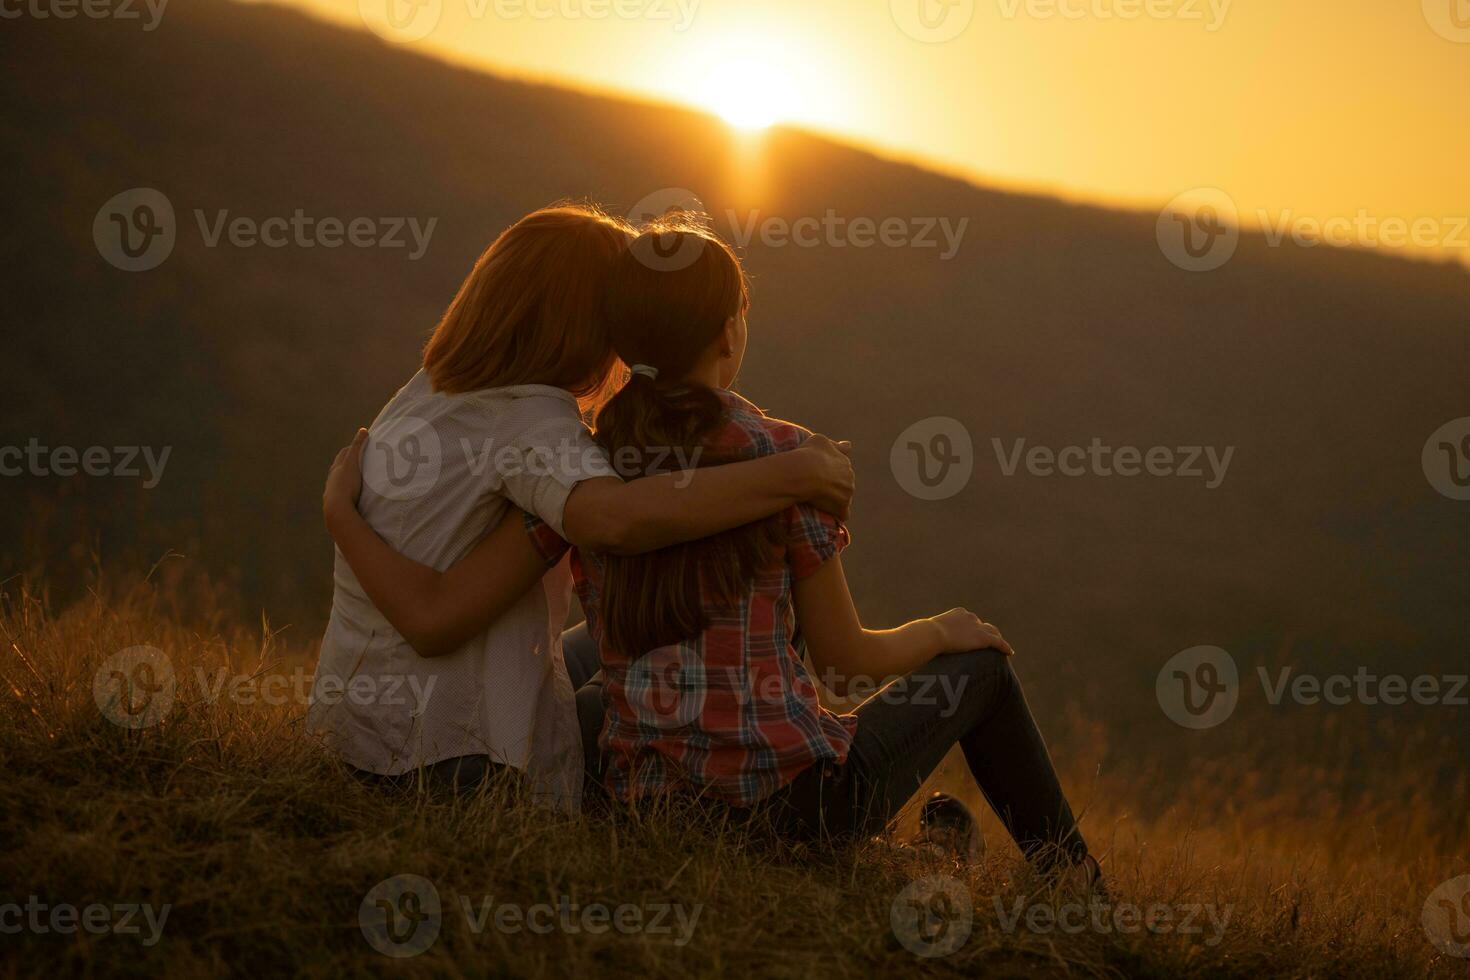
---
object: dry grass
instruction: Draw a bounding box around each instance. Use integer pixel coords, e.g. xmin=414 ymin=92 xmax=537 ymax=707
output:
xmin=1 ymin=566 xmax=1467 ymax=978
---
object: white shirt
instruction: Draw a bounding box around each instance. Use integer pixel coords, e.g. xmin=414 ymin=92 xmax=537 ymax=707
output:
xmin=307 ymin=369 xmax=615 ymax=810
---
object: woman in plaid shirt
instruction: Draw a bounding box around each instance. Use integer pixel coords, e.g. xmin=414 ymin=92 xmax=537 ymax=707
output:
xmin=326 ymin=214 xmax=1098 ymax=877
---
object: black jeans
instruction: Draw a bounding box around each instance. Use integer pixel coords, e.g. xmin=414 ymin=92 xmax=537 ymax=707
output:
xmin=761 ymin=649 xmax=1088 ymax=867
xmin=567 ymin=624 xmax=1086 ymax=866
xmin=563 ymin=623 xmax=608 ymax=793
xmin=352 ymin=754 xmax=520 ymax=798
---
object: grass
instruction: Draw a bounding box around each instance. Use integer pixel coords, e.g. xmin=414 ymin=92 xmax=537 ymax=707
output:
xmin=1 ymin=565 xmax=1467 ymax=978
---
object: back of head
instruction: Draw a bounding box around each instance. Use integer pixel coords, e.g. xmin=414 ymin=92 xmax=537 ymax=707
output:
xmin=593 ymin=215 xmax=778 ymax=656
xmin=423 ymin=204 xmax=634 ymax=408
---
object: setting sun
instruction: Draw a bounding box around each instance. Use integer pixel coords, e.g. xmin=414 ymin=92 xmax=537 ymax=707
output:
xmin=659 ymin=33 xmax=847 ymax=135
xmin=694 ymin=59 xmax=789 ymax=131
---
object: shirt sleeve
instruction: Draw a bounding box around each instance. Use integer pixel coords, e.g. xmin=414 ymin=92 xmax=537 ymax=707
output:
xmin=523 ymin=510 xmax=572 ymax=568
xmin=785 ymin=504 xmax=851 ymax=581
xmin=489 ymin=399 xmax=618 ymax=540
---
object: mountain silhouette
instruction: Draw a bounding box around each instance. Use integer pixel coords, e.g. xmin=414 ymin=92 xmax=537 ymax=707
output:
xmin=6 ymin=0 xmax=1468 ymax=751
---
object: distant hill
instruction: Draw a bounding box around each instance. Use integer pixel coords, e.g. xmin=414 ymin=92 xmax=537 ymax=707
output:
xmin=5 ymin=0 xmax=1468 ymax=755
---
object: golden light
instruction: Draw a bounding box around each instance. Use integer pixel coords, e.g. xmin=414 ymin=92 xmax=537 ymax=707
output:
xmin=660 ymin=35 xmax=847 ymax=135
xmin=695 ymin=59 xmax=790 ymax=131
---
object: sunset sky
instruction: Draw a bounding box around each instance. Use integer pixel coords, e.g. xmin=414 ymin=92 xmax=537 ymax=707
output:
xmin=276 ymin=0 xmax=1468 ymax=260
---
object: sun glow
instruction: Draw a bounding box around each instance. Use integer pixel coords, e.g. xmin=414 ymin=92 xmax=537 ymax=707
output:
xmin=663 ymin=36 xmax=845 ymax=134
xmin=695 ymin=59 xmax=791 ymax=131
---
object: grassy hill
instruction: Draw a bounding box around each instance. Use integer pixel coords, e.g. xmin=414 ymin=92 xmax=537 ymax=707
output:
xmin=2 ymin=577 xmax=1465 ymax=977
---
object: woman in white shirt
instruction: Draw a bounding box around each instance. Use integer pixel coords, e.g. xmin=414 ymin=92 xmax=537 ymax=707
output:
xmin=309 ymin=205 xmax=853 ymax=810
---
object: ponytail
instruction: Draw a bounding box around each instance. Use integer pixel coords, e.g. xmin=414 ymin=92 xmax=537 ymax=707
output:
xmin=592 ymin=218 xmax=780 ymax=656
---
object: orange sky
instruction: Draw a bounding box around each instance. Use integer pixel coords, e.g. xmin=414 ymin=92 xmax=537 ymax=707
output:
xmin=271 ymin=0 xmax=1469 ymax=261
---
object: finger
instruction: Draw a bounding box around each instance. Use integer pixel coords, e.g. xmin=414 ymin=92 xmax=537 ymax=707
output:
xmin=836 ymin=440 xmax=853 ymax=457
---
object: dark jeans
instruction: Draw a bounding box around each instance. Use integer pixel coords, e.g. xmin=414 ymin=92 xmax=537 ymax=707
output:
xmin=352 ymin=754 xmax=519 ymax=798
xmin=567 ymin=623 xmax=1087 ymax=867
xmin=761 ymin=648 xmax=1089 ymax=868
xmin=564 ymin=623 xmax=608 ymax=792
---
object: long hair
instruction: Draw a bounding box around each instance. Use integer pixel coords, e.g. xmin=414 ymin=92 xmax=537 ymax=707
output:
xmin=594 ymin=216 xmax=783 ymax=656
xmin=422 ymin=204 xmax=634 ymax=410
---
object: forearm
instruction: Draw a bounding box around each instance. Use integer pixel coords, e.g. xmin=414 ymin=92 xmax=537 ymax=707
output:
xmin=566 ymin=452 xmax=811 ymax=555
xmin=326 ymin=502 xmax=552 ymax=657
xmin=833 ymin=620 xmax=948 ymax=692
xmin=325 ymin=506 xmax=451 ymax=655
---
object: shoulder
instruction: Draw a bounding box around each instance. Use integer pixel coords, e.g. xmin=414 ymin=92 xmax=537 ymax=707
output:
xmin=712 ymin=390 xmax=813 ymax=460
xmin=440 ymin=385 xmax=595 ymax=443
xmin=468 ymin=384 xmax=584 ymax=422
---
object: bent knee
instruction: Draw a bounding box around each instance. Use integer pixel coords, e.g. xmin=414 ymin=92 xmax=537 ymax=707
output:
xmin=932 ymin=647 xmax=1019 ymax=695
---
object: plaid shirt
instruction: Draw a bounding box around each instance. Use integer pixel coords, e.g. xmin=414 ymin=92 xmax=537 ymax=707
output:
xmin=525 ymin=389 xmax=856 ymax=807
